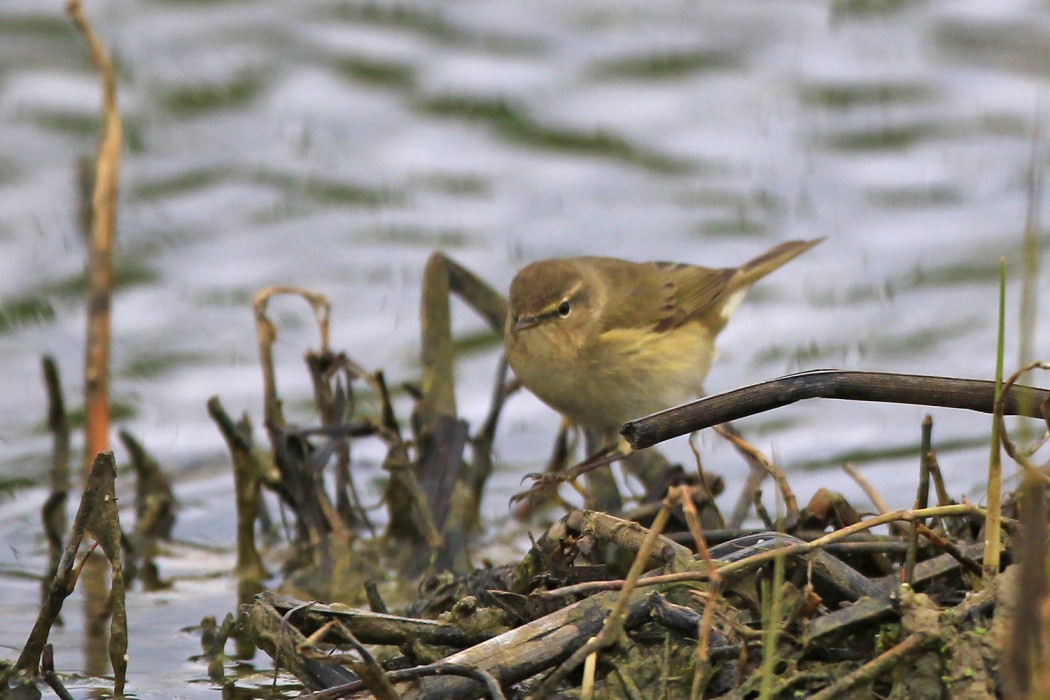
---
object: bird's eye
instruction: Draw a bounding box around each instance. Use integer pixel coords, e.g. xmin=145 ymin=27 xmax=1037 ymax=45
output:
xmin=557 ymin=301 xmax=571 ymax=318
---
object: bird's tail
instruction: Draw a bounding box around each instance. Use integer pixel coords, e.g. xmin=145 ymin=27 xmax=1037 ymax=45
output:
xmin=735 ymin=238 xmax=823 ymax=288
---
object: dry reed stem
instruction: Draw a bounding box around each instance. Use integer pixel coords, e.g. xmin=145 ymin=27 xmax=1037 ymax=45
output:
xmin=983 ymin=259 xmax=1008 ymax=581
xmin=714 ymin=426 xmax=798 ymax=525
xmin=841 ymin=462 xmax=891 ymax=515
xmin=252 ymin=286 xmax=331 ymax=426
xmin=67 ymin=0 xmax=121 ymax=468
xmin=676 ymin=484 xmax=722 ymax=700
xmin=1018 ymin=115 xmax=1043 ymax=443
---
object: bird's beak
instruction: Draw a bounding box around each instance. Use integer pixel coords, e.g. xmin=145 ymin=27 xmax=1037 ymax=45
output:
xmin=513 ymin=314 xmax=539 ymax=333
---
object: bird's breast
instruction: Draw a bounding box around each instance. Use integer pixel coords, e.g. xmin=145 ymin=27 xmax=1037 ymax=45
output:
xmin=507 ymin=321 xmax=716 ymax=430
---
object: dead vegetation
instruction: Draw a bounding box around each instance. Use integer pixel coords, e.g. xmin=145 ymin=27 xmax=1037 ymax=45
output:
xmin=209 ymin=262 xmax=1050 ymax=699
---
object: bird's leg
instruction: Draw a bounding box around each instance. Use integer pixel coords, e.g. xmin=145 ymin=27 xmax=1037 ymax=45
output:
xmin=510 ymin=433 xmax=629 ymax=510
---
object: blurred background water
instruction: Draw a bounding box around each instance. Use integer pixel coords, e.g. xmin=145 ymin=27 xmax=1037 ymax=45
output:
xmin=0 ymin=0 xmax=1048 ymax=695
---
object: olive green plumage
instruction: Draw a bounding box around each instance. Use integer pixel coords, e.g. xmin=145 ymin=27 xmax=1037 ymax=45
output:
xmin=505 ymin=239 xmax=821 ymax=432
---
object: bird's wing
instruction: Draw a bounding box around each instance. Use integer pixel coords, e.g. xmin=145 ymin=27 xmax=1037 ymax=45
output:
xmin=653 ymin=262 xmax=735 ymax=332
xmin=592 ymin=259 xmax=733 ymax=334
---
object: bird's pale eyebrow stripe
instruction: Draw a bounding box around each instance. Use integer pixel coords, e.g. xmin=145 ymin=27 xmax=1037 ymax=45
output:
xmin=537 ymin=279 xmax=586 ymax=320
xmin=542 ymin=279 xmax=584 ymax=314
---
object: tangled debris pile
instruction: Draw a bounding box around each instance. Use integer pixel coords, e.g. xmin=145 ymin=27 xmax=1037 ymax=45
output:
xmin=224 ymin=278 xmax=1049 ymax=698
xmin=247 ymin=489 xmax=1032 ymax=699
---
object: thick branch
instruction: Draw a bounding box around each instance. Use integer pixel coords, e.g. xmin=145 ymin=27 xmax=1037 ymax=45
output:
xmin=622 ymin=369 xmax=1049 ymax=450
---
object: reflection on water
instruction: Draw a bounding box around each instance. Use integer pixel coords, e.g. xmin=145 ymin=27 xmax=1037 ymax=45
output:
xmin=0 ymin=0 xmax=1048 ymax=695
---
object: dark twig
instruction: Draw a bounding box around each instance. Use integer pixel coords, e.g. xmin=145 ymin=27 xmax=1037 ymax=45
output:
xmin=904 ymin=416 xmax=933 ymax=585
xmin=300 ymin=662 xmax=508 ymax=700
xmin=41 ymin=645 xmax=75 ymax=700
xmin=42 ymin=356 xmax=70 ymax=502
xmin=996 ymin=362 xmax=1050 ymax=481
xmin=622 ymin=370 xmax=1049 ymax=450
xmin=752 ymin=490 xmax=773 ymax=529
xmin=913 ymin=523 xmax=983 ymax=577
xmin=41 ymin=356 xmax=70 ymax=614
xmin=299 ymin=620 xmax=400 ymax=700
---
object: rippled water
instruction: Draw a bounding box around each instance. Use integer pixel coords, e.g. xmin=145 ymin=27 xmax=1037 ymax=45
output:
xmin=1 ymin=0 xmax=1048 ymax=695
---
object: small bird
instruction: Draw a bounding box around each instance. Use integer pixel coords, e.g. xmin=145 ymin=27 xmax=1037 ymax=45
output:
xmin=504 ymin=239 xmax=822 ymax=439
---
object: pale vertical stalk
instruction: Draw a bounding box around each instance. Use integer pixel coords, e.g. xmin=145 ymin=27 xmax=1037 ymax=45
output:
xmin=983 ymin=258 xmax=1006 ymax=580
xmin=1017 ymin=117 xmax=1042 ymax=445
xmin=758 ymin=538 xmax=786 ymax=699
xmin=68 ymin=0 xmax=121 ymax=471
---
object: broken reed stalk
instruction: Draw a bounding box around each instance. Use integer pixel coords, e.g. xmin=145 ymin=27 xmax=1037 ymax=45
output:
xmin=118 ymin=430 xmax=176 ymax=590
xmin=983 ymin=259 xmax=1007 ymax=581
xmin=252 ymin=287 xmax=349 ymax=568
xmin=41 ymin=357 xmax=71 ymax=609
xmin=67 ymin=0 xmax=120 ymax=469
xmin=5 ymin=452 xmax=127 ymax=695
xmin=926 ymin=451 xmax=953 ymax=508
xmin=622 ymin=370 xmax=1050 ymax=451
xmin=305 ymin=353 xmax=356 ymax=531
xmin=420 ymin=253 xmax=459 ymax=430
xmin=42 ymin=356 xmax=70 ymax=500
xmin=580 ymin=650 xmax=597 ymax=700
xmin=119 ymin=430 xmax=176 ymax=541
xmin=207 ymin=396 xmax=268 ymax=581
xmin=418 ymin=252 xmax=508 ymax=437
xmin=418 ymin=254 xmax=520 ymax=531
